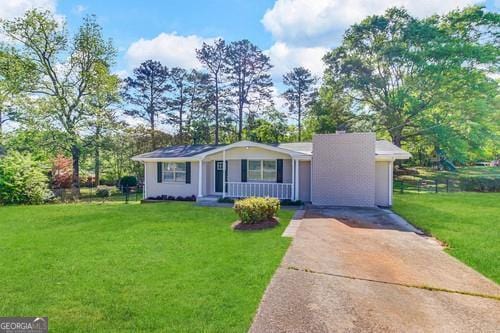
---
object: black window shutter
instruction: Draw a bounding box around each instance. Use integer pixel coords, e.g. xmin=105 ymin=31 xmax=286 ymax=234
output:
xmin=185 ymin=162 xmax=191 ymax=184
xmin=157 ymin=162 xmax=162 ymax=183
xmin=241 ymin=159 xmax=247 ymax=182
xmin=225 ymin=161 xmax=228 ymax=191
xmin=277 ymin=159 xmax=283 ymax=183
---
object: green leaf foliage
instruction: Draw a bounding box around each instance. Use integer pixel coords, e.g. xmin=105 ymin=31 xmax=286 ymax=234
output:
xmin=0 ymin=151 xmax=51 ymax=204
xmin=322 ymin=6 xmax=499 ymax=163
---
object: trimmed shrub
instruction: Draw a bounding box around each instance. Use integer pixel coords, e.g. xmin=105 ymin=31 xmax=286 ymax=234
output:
xmin=218 ymin=197 xmax=235 ymax=203
xmin=280 ymin=199 xmax=303 ymax=206
xmin=120 ymin=175 xmax=138 ymax=188
xmin=234 ymin=197 xmax=280 ymax=224
xmin=95 ymin=187 xmax=111 ymax=200
xmin=0 ymin=151 xmax=52 ymax=204
xmin=147 ymin=194 xmax=196 ymax=201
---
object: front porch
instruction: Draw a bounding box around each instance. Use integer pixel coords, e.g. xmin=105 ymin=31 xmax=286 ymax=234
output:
xmin=195 ymin=141 xmax=310 ymax=201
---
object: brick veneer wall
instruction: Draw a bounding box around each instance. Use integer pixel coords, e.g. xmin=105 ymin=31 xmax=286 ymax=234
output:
xmin=311 ymin=133 xmax=376 ymax=207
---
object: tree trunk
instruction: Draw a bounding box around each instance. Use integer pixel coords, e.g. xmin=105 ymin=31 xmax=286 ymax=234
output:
xmin=391 ymin=131 xmax=403 ymax=168
xmin=391 ymin=133 xmax=402 ymax=147
xmin=94 ymin=128 xmax=101 ymax=187
xmin=150 ymin=115 xmax=156 ymax=149
xmin=0 ymin=108 xmax=3 ymax=145
xmin=214 ymin=77 xmax=219 ymax=144
xmin=238 ymin=102 xmax=243 ymax=141
xmin=298 ymin=95 xmax=302 ymax=142
xmin=179 ymin=107 xmax=183 ymax=142
xmin=71 ymin=144 xmax=81 ymax=198
xmin=94 ymin=149 xmax=100 ymax=187
xmin=179 ymin=87 xmax=184 ymax=143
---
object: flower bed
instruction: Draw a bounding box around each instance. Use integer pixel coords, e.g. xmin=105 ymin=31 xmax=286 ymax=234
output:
xmin=145 ymin=195 xmax=196 ymax=202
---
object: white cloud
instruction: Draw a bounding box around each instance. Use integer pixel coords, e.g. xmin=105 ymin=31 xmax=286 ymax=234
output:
xmin=262 ymin=0 xmax=479 ymax=46
xmin=0 ymin=0 xmax=57 ymax=20
xmin=0 ymin=0 xmax=63 ymax=43
xmin=125 ymin=32 xmax=217 ymax=71
xmin=265 ymin=42 xmax=328 ymax=79
xmin=113 ymin=70 xmax=129 ymax=79
xmin=74 ymin=4 xmax=86 ymax=14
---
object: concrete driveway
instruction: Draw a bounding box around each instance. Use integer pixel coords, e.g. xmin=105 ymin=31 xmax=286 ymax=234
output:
xmin=250 ymin=207 xmax=500 ymax=333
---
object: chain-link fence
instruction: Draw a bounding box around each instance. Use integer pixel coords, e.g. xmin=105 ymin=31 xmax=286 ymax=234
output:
xmin=52 ymin=184 xmax=144 ymax=203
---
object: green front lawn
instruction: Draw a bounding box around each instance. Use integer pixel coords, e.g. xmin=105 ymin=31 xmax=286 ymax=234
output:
xmin=0 ymin=202 xmax=294 ymax=332
xmin=393 ymin=193 xmax=499 ymax=284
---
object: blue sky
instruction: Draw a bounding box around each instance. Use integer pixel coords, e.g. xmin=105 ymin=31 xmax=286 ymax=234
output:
xmin=2 ymin=0 xmax=498 ymax=83
xmin=58 ymin=0 xmax=277 ymax=71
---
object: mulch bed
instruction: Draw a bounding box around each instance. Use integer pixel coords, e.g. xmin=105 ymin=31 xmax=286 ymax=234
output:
xmin=232 ymin=217 xmax=279 ymax=231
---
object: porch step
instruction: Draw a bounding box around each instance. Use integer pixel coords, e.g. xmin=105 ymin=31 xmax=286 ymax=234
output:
xmin=196 ymin=196 xmax=221 ymax=206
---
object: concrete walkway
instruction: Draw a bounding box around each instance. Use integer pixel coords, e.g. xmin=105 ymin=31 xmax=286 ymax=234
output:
xmin=250 ymin=207 xmax=500 ymax=332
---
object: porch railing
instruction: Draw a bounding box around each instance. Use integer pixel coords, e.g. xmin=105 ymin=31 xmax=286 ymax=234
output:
xmin=226 ymin=182 xmax=293 ymax=199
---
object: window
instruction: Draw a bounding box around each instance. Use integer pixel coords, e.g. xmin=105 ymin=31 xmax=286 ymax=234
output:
xmin=247 ymin=160 xmax=277 ymax=182
xmin=163 ymin=162 xmax=186 ymax=183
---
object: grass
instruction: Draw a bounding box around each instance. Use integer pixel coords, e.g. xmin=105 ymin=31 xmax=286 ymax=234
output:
xmin=0 ymin=202 xmax=294 ymax=332
xmin=392 ymin=192 xmax=499 ymax=284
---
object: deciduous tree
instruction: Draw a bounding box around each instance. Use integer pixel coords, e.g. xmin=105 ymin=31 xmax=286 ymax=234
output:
xmin=1 ymin=10 xmax=116 ymax=195
xmin=323 ymin=6 xmax=499 ymax=154
xmin=0 ymin=46 xmax=37 ymax=142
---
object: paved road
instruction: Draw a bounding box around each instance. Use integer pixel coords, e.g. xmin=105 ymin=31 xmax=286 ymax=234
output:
xmin=250 ymin=207 xmax=500 ymax=333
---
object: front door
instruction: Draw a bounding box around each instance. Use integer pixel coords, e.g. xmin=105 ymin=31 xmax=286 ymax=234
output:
xmin=215 ymin=160 xmax=227 ymax=193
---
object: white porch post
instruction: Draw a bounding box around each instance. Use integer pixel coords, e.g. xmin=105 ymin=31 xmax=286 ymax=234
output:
xmin=291 ymin=158 xmax=296 ymax=200
xmin=222 ymin=149 xmax=226 ymax=198
xmin=295 ymin=160 xmax=300 ymax=200
xmin=198 ymin=159 xmax=203 ymax=198
xmin=143 ymin=162 xmax=147 ymax=199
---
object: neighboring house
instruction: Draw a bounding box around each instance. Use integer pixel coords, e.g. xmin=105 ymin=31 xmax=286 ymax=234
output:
xmin=132 ymin=132 xmax=410 ymax=207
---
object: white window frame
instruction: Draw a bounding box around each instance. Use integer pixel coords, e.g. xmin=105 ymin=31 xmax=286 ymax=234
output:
xmin=162 ymin=162 xmax=186 ymax=183
xmin=247 ymin=159 xmax=277 ymax=182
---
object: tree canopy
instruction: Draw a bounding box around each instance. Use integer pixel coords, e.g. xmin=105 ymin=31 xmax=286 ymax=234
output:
xmin=322 ymin=6 xmax=499 ymax=161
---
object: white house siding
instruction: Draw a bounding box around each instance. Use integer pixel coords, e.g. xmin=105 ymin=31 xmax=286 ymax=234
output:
xmin=375 ymin=161 xmax=392 ymax=207
xmin=311 ymin=133 xmax=376 ymax=207
xmin=144 ymin=161 xmax=199 ymax=198
xmin=299 ymin=161 xmax=311 ymax=202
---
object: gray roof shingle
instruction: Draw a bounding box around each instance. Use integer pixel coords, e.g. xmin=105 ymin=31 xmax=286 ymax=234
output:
xmin=133 ymin=144 xmax=224 ymax=159
xmin=132 ymin=139 xmax=410 ymax=159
